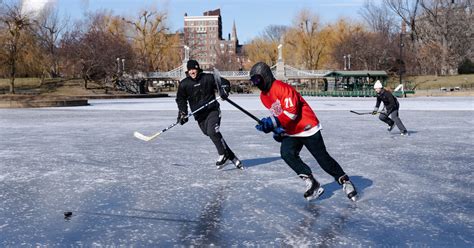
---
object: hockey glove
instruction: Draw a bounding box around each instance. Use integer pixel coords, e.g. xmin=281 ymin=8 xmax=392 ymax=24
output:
xmin=272 ymin=127 xmax=286 ymax=142
xmin=255 ymin=116 xmax=280 ymax=133
xmin=217 ymin=78 xmax=231 ymax=100
xmin=177 ymin=111 xmax=188 ymax=125
xmin=219 ymin=88 xmax=229 ymax=100
xmin=372 ymin=107 xmax=378 ymax=115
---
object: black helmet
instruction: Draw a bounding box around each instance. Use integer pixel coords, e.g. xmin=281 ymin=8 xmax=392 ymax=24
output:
xmin=186 ymin=59 xmax=202 ymax=73
xmin=249 ymin=62 xmax=275 ymax=92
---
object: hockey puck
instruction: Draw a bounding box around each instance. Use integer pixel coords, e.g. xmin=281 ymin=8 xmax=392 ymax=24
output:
xmin=64 ymin=211 xmax=73 ymax=217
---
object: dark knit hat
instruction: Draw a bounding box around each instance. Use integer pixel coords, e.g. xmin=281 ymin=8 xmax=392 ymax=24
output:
xmin=186 ymin=60 xmax=202 ymax=72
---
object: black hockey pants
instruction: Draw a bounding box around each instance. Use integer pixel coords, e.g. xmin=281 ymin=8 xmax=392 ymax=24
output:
xmin=198 ymin=109 xmax=233 ymax=156
xmin=280 ymin=131 xmax=346 ymax=181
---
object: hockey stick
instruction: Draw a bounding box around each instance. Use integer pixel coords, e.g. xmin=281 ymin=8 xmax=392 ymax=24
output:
xmin=134 ymin=96 xmax=221 ymax=142
xmin=213 ymin=68 xmax=262 ymax=124
xmin=350 ymin=110 xmax=381 ymax=115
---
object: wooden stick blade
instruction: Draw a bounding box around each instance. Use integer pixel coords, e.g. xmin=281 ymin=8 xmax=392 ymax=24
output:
xmin=133 ymin=131 xmax=154 ymax=142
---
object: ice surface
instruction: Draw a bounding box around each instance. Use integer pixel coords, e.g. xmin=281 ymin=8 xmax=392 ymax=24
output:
xmin=1 ymin=95 xmax=473 ymax=246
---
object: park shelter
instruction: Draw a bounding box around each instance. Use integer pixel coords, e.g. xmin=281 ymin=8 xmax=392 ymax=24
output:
xmin=323 ymin=70 xmax=388 ymax=91
xmin=299 ymin=70 xmax=389 ymax=97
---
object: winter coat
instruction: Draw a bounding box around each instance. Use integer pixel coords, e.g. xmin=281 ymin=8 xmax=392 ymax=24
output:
xmin=375 ymin=89 xmax=399 ymax=114
xmin=176 ymin=72 xmax=229 ymax=122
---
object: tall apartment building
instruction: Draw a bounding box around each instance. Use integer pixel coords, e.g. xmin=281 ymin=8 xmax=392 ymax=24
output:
xmin=183 ymin=9 xmax=242 ymax=70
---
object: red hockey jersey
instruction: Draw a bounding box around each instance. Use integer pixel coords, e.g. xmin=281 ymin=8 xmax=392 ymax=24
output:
xmin=260 ymin=80 xmax=321 ymax=136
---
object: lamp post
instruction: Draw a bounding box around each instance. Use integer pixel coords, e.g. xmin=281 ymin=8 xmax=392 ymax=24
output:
xmin=399 ymin=22 xmax=405 ymax=86
xmin=116 ymin=57 xmax=120 ymax=73
xmin=347 ymin=54 xmax=351 ymax=70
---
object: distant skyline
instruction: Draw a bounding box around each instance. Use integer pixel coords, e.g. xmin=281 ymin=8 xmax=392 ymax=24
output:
xmin=23 ymin=0 xmax=367 ymax=44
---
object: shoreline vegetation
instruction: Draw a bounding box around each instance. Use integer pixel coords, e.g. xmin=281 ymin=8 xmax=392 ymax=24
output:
xmin=1 ymin=74 xmax=473 ymax=99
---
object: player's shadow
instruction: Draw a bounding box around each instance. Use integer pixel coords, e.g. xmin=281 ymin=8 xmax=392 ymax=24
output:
xmin=318 ymin=175 xmax=373 ymax=200
xmin=241 ymin=156 xmax=282 ymax=168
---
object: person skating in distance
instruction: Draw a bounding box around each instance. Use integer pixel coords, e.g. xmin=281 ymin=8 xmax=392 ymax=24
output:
xmin=250 ymin=62 xmax=357 ymax=201
xmin=372 ymin=80 xmax=408 ymax=136
xmin=176 ymin=60 xmax=243 ymax=170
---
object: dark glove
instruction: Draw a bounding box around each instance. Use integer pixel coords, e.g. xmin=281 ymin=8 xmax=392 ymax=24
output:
xmin=177 ymin=111 xmax=188 ymax=125
xmin=272 ymin=127 xmax=286 ymax=142
xmin=219 ymin=88 xmax=229 ymax=100
xmin=372 ymin=107 xmax=378 ymax=115
xmin=255 ymin=116 xmax=280 ymax=133
xmin=218 ymin=79 xmax=230 ymax=100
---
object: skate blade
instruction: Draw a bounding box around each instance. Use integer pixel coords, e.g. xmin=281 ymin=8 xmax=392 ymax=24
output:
xmin=350 ymin=195 xmax=358 ymax=202
xmin=233 ymin=160 xmax=245 ymax=170
xmin=216 ymin=160 xmax=230 ymax=170
xmin=305 ymin=187 xmax=325 ymax=201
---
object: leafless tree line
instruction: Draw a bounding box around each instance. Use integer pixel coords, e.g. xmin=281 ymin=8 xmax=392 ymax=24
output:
xmin=0 ymin=0 xmax=181 ymax=94
xmin=1 ymin=0 xmax=472 ymax=94
xmin=244 ymin=0 xmax=473 ymax=76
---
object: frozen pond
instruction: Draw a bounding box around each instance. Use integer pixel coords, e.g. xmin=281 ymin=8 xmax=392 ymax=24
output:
xmin=1 ymin=95 xmax=473 ymax=246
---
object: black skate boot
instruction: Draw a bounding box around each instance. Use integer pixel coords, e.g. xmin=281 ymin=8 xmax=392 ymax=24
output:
xmin=400 ymin=130 xmax=409 ymax=136
xmin=338 ymin=175 xmax=357 ymax=201
xmin=216 ymin=154 xmax=231 ymax=169
xmin=387 ymin=122 xmax=395 ymax=132
xmin=299 ymin=174 xmax=324 ymax=201
xmin=229 ymin=154 xmax=244 ymax=170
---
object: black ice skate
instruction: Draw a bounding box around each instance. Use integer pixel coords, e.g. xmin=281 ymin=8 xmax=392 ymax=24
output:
xmin=216 ymin=154 xmax=230 ymax=169
xmin=231 ymin=155 xmax=244 ymax=170
xmin=400 ymin=130 xmax=409 ymax=136
xmin=338 ymin=175 xmax=358 ymax=201
xmin=299 ymin=174 xmax=324 ymax=201
xmin=216 ymin=153 xmax=244 ymax=170
xmin=387 ymin=122 xmax=395 ymax=132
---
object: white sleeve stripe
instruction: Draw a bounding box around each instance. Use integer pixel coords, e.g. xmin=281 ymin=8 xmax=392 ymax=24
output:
xmin=270 ymin=116 xmax=278 ymax=128
xmin=283 ymin=110 xmax=297 ymax=120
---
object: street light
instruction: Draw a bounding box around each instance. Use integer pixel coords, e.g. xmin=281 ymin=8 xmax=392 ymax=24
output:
xmin=116 ymin=57 xmax=120 ymax=73
xmin=347 ymin=54 xmax=351 ymax=70
xmin=399 ymin=22 xmax=406 ymax=86
xmin=343 ymin=55 xmax=347 ymax=70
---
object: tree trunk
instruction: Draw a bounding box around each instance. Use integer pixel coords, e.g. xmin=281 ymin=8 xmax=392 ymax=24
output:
xmin=83 ymin=76 xmax=88 ymax=89
xmin=9 ymin=60 xmax=16 ymax=94
xmin=40 ymin=72 xmax=46 ymax=86
xmin=9 ymin=77 xmax=16 ymax=94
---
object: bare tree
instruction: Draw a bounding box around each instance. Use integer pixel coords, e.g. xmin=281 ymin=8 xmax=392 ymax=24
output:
xmin=384 ymin=0 xmax=421 ymax=40
xmin=33 ymin=4 xmax=68 ymax=80
xmin=124 ymin=9 xmax=179 ymax=72
xmin=361 ymin=0 xmax=398 ymax=35
xmin=243 ymin=38 xmax=279 ymax=66
xmin=384 ymin=0 xmax=473 ymax=75
xmin=0 ymin=1 xmax=31 ymax=94
xmin=259 ymin=25 xmax=289 ymax=43
xmin=59 ymin=12 xmax=135 ymax=89
xmin=416 ymin=0 xmax=473 ymax=74
xmin=285 ymin=10 xmax=328 ymax=70
xmin=214 ymin=43 xmax=241 ymax=71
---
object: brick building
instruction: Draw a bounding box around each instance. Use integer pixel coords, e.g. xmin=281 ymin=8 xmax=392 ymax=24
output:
xmin=183 ymin=9 xmax=243 ymax=70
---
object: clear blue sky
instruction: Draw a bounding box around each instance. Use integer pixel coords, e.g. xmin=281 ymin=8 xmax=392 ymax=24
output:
xmin=49 ymin=0 xmax=366 ymax=44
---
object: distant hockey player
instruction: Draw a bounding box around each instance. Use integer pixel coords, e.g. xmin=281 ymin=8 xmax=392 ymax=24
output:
xmin=249 ymin=62 xmax=357 ymax=201
xmin=176 ymin=60 xmax=243 ymax=169
xmin=372 ymin=80 xmax=408 ymax=136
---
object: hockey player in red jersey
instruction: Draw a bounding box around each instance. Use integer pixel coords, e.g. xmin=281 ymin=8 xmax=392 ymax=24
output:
xmin=250 ymin=62 xmax=357 ymax=201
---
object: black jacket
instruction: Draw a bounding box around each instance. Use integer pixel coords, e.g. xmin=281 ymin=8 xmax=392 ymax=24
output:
xmin=176 ymin=72 xmax=229 ymax=122
xmin=375 ymin=89 xmax=399 ymax=114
